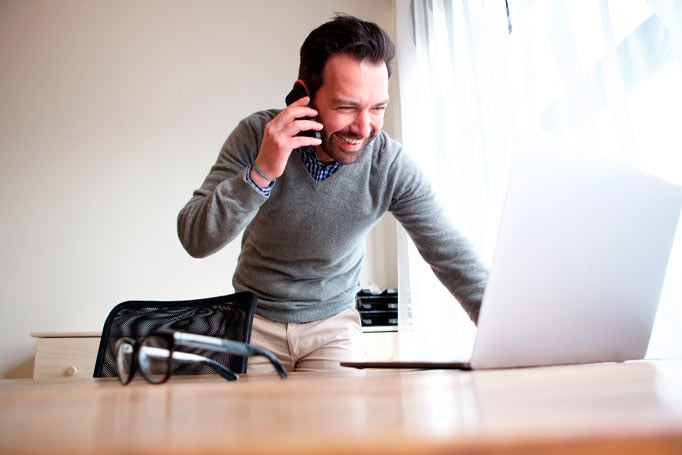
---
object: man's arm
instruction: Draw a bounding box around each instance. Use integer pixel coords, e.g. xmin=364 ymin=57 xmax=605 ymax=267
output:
xmin=387 ymin=151 xmax=488 ymax=323
xmin=177 ymin=99 xmax=322 ymax=258
xmin=176 ymin=113 xmax=269 ymax=258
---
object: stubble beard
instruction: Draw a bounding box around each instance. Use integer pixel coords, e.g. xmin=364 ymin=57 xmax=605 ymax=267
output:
xmin=319 ymin=129 xmax=377 ymax=165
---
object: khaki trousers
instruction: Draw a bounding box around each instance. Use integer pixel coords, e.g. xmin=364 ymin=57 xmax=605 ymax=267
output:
xmin=246 ymin=308 xmax=366 ymax=375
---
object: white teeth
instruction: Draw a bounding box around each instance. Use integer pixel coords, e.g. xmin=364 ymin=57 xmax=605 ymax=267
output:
xmin=338 ymin=135 xmax=362 ymax=145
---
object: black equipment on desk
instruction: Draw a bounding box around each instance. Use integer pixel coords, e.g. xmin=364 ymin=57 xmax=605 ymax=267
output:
xmin=356 ymin=289 xmax=398 ymax=327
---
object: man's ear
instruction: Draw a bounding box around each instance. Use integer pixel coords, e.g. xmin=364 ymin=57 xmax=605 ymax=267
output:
xmin=285 ymin=80 xmax=312 ymax=106
xmin=295 ymin=79 xmax=312 ymax=95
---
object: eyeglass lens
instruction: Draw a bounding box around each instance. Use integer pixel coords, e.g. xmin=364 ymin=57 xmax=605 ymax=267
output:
xmin=138 ymin=335 xmax=172 ymax=384
xmin=115 ymin=338 xmax=135 ymax=385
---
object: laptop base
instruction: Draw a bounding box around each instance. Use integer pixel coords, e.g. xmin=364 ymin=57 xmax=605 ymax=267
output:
xmin=341 ymin=360 xmax=472 ymax=370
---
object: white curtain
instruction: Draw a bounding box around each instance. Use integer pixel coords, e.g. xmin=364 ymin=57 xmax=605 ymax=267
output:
xmin=395 ymin=0 xmax=682 ymax=360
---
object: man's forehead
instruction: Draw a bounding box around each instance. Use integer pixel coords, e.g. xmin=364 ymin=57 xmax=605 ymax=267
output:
xmin=320 ymin=55 xmax=389 ymax=94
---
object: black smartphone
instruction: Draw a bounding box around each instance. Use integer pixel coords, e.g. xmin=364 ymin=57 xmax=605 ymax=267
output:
xmin=285 ymin=83 xmax=321 ymax=140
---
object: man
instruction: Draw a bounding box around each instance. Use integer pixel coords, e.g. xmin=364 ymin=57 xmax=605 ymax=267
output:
xmin=177 ymin=14 xmax=487 ymax=373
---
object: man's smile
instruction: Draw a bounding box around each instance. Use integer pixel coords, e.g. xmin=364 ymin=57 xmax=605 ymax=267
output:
xmin=336 ymin=133 xmax=364 ymax=146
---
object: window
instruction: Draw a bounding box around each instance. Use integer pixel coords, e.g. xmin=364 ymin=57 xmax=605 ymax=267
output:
xmin=395 ymin=0 xmax=682 ymax=359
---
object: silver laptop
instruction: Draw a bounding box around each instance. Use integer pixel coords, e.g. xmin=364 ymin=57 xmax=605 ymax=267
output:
xmin=343 ymin=132 xmax=682 ymax=370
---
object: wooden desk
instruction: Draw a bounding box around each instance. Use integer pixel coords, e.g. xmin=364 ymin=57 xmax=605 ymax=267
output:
xmin=1 ymin=360 xmax=681 ymax=454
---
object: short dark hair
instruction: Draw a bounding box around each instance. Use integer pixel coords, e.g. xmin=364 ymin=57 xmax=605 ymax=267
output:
xmin=298 ymin=13 xmax=395 ymax=96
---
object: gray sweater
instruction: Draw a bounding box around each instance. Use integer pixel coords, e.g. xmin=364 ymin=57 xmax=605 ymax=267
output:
xmin=177 ymin=110 xmax=487 ymax=323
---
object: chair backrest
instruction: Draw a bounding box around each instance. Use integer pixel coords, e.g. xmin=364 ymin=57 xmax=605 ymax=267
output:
xmin=93 ymin=291 xmax=257 ymax=378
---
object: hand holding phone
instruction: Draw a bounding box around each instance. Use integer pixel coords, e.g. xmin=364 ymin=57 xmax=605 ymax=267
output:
xmin=285 ymin=83 xmax=322 ymax=140
xmin=250 ymin=83 xmax=320 ymax=187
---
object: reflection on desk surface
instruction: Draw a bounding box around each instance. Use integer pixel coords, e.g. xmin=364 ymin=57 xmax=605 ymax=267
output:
xmin=1 ymin=360 xmax=682 ymax=455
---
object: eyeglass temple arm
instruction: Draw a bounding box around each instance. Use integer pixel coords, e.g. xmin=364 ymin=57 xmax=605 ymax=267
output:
xmin=173 ymin=332 xmax=288 ymax=379
xmin=143 ymin=346 xmax=238 ymax=381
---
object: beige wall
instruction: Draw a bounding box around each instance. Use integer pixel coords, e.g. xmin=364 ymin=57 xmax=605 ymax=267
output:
xmin=0 ymin=0 xmax=398 ymax=378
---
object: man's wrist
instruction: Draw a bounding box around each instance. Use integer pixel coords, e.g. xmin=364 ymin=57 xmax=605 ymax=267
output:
xmin=251 ymin=162 xmax=276 ymax=186
xmin=246 ymin=166 xmax=275 ymax=195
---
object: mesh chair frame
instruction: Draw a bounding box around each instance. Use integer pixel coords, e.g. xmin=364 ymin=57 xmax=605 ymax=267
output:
xmin=93 ymin=291 xmax=257 ymax=378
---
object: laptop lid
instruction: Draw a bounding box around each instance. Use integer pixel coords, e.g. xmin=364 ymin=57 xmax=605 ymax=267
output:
xmin=469 ymin=133 xmax=682 ymax=369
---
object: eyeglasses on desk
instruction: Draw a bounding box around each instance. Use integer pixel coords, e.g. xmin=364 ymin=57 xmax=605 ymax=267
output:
xmin=114 ymin=329 xmax=287 ymax=384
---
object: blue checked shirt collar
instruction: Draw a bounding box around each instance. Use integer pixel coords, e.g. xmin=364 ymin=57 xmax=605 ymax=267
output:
xmin=299 ymin=147 xmax=341 ymax=181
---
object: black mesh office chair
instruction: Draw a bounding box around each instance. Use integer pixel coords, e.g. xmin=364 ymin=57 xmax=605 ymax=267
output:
xmin=93 ymin=291 xmax=258 ymax=378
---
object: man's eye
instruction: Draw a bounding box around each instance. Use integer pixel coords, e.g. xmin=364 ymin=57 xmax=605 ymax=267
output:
xmin=337 ymin=106 xmax=356 ymax=112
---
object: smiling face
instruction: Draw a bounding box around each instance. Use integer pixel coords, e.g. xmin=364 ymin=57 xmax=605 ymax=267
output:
xmin=312 ymin=54 xmax=390 ymax=164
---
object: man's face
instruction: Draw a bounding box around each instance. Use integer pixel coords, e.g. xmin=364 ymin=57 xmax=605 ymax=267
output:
xmin=312 ymin=54 xmax=390 ymax=164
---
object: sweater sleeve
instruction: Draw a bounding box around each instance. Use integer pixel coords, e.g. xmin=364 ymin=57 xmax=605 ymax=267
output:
xmin=387 ymin=149 xmax=488 ymax=324
xmin=176 ymin=111 xmax=276 ymax=258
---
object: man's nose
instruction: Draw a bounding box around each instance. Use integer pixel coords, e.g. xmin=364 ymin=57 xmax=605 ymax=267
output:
xmin=351 ymin=109 xmax=372 ymax=138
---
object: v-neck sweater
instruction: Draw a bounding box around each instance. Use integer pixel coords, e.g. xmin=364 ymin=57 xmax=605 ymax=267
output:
xmin=177 ymin=110 xmax=487 ymax=324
